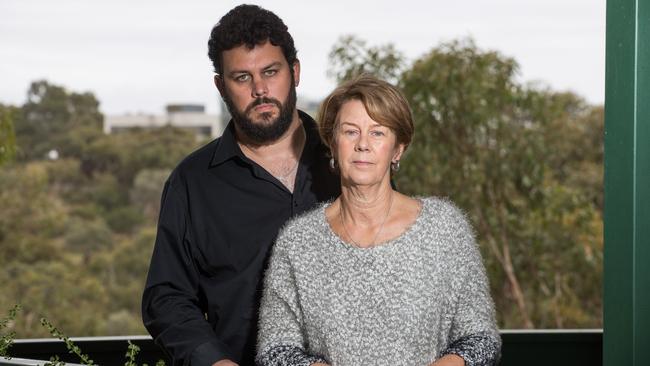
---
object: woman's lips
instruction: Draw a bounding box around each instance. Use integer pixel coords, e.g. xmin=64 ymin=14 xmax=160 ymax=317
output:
xmin=352 ymin=160 xmax=374 ymax=166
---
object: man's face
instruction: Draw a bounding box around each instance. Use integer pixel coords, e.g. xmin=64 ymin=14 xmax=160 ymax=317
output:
xmin=216 ymin=41 xmax=300 ymax=144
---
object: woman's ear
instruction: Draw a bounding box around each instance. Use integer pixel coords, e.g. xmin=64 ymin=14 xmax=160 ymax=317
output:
xmin=392 ymin=143 xmax=406 ymax=163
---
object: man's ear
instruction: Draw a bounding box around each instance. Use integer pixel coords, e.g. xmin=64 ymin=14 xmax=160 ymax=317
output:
xmin=214 ymin=75 xmax=225 ymax=98
xmin=292 ymin=60 xmax=301 ymax=87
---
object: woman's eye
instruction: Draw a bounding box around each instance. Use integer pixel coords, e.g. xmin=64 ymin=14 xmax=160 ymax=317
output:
xmin=343 ymin=129 xmax=358 ymax=136
xmin=371 ymin=130 xmax=385 ymax=136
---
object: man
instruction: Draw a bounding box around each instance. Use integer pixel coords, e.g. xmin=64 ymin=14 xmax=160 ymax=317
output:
xmin=141 ymin=5 xmax=339 ymax=366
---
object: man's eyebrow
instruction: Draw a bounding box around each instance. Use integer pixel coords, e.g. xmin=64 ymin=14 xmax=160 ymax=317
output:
xmin=226 ymin=69 xmax=249 ymax=77
xmin=226 ymin=62 xmax=284 ymax=77
xmin=261 ymin=61 xmax=282 ymax=70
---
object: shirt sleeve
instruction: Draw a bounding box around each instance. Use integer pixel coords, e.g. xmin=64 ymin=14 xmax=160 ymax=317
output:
xmin=440 ymin=209 xmax=502 ymax=366
xmin=141 ymin=177 xmax=234 ymax=366
xmin=256 ymin=230 xmax=326 ymax=366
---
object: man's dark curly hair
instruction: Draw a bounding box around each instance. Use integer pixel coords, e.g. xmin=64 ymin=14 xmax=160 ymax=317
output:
xmin=208 ymin=4 xmax=298 ymax=75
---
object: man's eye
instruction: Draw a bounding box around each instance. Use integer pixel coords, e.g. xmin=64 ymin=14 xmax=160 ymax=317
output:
xmin=235 ymin=74 xmax=251 ymax=82
xmin=264 ymin=69 xmax=278 ymax=77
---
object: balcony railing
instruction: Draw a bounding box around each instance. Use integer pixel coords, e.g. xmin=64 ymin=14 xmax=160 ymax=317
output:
xmin=4 ymin=330 xmax=602 ymax=366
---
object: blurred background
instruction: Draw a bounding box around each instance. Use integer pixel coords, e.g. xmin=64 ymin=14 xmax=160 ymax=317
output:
xmin=0 ymin=0 xmax=604 ymax=337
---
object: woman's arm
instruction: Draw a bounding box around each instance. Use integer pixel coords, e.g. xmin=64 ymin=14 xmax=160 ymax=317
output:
xmin=256 ymin=232 xmax=328 ymax=366
xmin=440 ymin=209 xmax=501 ymax=366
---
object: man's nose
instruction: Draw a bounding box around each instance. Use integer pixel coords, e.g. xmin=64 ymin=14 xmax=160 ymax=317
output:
xmin=252 ymin=76 xmax=268 ymax=97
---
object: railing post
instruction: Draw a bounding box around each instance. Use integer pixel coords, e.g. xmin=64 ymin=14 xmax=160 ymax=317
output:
xmin=604 ymin=0 xmax=650 ymax=365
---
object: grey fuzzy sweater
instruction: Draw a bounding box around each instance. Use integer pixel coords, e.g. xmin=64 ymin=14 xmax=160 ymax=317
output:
xmin=256 ymin=197 xmax=501 ymax=366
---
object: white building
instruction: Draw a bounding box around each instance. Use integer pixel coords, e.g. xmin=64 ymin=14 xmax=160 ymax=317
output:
xmin=104 ymin=104 xmax=225 ymax=139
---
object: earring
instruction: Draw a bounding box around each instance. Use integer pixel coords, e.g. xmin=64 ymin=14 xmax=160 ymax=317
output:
xmin=391 ymin=160 xmax=400 ymax=172
xmin=329 ymin=157 xmax=336 ymax=170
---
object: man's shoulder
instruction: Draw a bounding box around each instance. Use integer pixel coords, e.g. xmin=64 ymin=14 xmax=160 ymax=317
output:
xmin=168 ymin=138 xmax=221 ymax=183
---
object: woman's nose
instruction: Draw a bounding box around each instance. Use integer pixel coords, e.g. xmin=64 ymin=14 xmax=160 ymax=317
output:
xmin=355 ymin=134 xmax=370 ymax=151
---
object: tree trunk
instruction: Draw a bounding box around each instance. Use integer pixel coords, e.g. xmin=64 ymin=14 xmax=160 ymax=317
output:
xmin=501 ymin=239 xmax=534 ymax=328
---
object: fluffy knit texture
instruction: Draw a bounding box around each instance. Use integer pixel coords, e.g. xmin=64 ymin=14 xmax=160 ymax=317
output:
xmin=256 ymin=197 xmax=501 ymax=366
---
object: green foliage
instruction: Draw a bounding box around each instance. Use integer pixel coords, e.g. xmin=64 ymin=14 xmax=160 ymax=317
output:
xmin=130 ymin=169 xmax=170 ymax=223
xmin=2 ymin=80 xmax=200 ymax=338
xmin=0 ymin=104 xmax=17 ymax=166
xmin=82 ymin=126 xmax=195 ymax=185
xmin=0 ymin=305 xmax=21 ymax=358
xmin=3 ymin=308 xmax=167 ymax=365
xmin=45 ymin=355 xmax=65 ymax=366
xmin=125 ymin=340 xmax=139 ymax=366
xmin=329 ymin=37 xmax=603 ymax=328
xmin=328 ymin=35 xmax=405 ymax=84
xmin=13 ymin=80 xmax=103 ymax=161
xmin=41 ymin=317 xmax=95 ymax=365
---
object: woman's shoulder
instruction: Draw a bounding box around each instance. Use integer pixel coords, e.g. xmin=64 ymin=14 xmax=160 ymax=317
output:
xmin=274 ymin=202 xmax=330 ymax=250
xmin=419 ymin=196 xmax=467 ymax=220
xmin=284 ymin=202 xmax=329 ymax=230
xmin=416 ymin=196 xmax=474 ymax=236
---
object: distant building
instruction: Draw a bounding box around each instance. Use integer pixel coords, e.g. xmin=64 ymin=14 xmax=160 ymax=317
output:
xmin=104 ymin=104 xmax=224 ymax=139
xmin=104 ymin=98 xmax=322 ymax=140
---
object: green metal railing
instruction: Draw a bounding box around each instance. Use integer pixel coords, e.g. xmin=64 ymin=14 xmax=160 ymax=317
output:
xmin=604 ymin=0 xmax=650 ymax=365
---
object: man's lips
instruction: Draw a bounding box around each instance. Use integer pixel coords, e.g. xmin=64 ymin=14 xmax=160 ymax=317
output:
xmin=254 ymin=103 xmax=276 ymax=112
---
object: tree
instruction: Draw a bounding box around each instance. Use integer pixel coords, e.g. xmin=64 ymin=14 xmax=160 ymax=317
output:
xmin=82 ymin=126 xmax=197 ymax=185
xmin=328 ymin=37 xmax=603 ymax=328
xmin=328 ymin=35 xmax=405 ymax=84
xmin=2 ymin=80 xmax=203 ymax=338
xmin=0 ymin=104 xmax=17 ymax=166
xmin=13 ymin=80 xmax=103 ymax=161
xmin=0 ymin=162 xmax=110 ymax=337
xmin=130 ymin=168 xmax=171 ymax=223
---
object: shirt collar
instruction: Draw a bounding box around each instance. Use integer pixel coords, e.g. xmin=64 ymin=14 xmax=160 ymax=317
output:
xmin=209 ymin=119 xmax=242 ymax=167
xmin=209 ymin=110 xmax=323 ymax=168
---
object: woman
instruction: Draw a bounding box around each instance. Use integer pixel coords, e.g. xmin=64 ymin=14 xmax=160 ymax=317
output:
xmin=256 ymin=75 xmax=501 ymax=366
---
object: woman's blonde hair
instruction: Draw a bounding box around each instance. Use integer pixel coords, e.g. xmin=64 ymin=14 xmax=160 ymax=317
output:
xmin=317 ymin=74 xmax=414 ymax=154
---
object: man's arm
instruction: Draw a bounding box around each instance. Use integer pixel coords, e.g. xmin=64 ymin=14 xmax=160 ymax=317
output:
xmin=142 ymin=177 xmax=234 ymax=366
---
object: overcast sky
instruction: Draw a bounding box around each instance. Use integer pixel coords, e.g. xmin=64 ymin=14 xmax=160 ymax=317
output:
xmin=1 ymin=0 xmax=605 ymax=115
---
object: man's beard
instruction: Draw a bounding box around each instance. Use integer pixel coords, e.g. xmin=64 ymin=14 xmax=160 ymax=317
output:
xmin=223 ymin=82 xmax=297 ymax=144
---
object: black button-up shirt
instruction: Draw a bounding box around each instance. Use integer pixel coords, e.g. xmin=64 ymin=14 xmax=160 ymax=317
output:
xmin=142 ymin=111 xmax=340 ymax=366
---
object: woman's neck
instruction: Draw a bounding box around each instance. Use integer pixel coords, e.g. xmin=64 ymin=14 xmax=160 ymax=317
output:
xmin=339 ymin=182 xmax=394 ymax=226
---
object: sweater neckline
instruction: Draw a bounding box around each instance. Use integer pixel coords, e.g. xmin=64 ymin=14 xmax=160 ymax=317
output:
xmin=320 ymin=197 xmax=427 ymax=253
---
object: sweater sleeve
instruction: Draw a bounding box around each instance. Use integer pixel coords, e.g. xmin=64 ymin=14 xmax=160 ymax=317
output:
xmin=256 ymin=228 xmax=327 ymax=366
xmin=440 ymin=208 xmax=501 ymax=366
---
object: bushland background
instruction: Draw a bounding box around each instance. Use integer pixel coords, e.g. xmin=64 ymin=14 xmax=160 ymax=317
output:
xmin=0 ymin=37 xmax=602 ymax=337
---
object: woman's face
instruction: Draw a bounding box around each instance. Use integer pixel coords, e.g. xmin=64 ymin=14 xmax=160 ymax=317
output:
xmin=334 ymin=99 xmax=404 ymax=188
